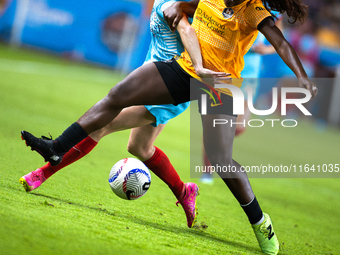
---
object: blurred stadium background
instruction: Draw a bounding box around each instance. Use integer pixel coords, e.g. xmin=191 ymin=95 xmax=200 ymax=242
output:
xmin=1 ymin=1 xmax=339 ymax=254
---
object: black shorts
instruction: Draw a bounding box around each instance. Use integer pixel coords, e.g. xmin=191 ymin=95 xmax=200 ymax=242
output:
xmin=154 ymin=58 xmax=236 ymax=117
xmin=154 ymin=58 xmax=192 ymax=104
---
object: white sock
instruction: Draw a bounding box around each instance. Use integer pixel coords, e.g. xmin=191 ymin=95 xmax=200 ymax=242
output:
xmin=253 ymin=214 xmax=265 ymax=225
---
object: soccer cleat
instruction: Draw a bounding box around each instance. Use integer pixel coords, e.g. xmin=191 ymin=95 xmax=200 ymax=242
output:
xmin=252 ymin=213 xmax=280 ymax=255
xmin=176 ymin=182 xmax=200 ymax=228
xmin=19 ymin=169 xmax=46 ymax=192
xmin=21 ymin=131 xmax=63 ymax=166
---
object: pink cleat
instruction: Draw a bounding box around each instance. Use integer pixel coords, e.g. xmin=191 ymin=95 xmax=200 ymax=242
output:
xmin=19 ymin=169 xmax=46 ymax=192
xmin=176 ymin=182 xmax=200 ymax=228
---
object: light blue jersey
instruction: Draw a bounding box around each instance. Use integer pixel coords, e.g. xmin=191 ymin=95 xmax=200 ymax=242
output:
xmin=144 ymin=0 xmax=190 ymax=64
xmin=144 ymin=0 xmax=191 ymax=127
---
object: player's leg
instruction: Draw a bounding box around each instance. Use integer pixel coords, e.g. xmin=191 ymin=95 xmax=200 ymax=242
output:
xmin=21 ymin=62 xmax=175 ymax=166
xmin=77 ymin=63 xmax=174 ymax=134
xmin=200 ymin=100 xmax=250 ymax=184
xmin=127 ymin=124 xmax=165 ymax=161
xmin=200 ymin=76 xmax=257 ymax=181
xmin=201 ymin=114 xmax=254 ymax=204
xmin=90 ymin=106 xmax=156 ymax=141
xmin=201 ymin=114 xmax=279 ymax=254
xmin=235 ymin=100 xmax=251 ymax=136
xmin=20 ymin=106 xmax=157 ymax=192
xmin=128 ymin=124 xmax=185 ymax=199
xmin=127 ymin=124 xmax=199 ymax=228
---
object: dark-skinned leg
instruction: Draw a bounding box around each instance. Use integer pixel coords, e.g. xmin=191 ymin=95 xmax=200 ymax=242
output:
xmin=49 ymin=63 xmax=176 ymax=156
xmin=78 ymin=63 xmax=175 ymax=134
xmin=201 ymin=115 xmax=279 ymax=253
xmin=21 ymin=62 xmax=176 ymax=166
xmin=201 ymin=114 xmax=254 ymax=204
xmin=201 ymin=113 xmax=264 ymax=226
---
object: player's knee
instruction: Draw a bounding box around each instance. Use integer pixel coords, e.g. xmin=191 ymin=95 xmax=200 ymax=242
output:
xmin=207 ymin=153 xmax=233 ymax=167
xmin=106 ymin=90 xmax=124 ymax=109
xmin=106 ymin=83 xmax=130 ymax=109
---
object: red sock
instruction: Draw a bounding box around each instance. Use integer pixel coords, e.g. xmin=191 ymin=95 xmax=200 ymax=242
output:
xmin=40 ymin=136 xmax=98 ymax=179
xmin=143 ymin=147 xmax=184 ymax=200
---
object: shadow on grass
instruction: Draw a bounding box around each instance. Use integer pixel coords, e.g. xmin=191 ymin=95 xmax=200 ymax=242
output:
xmin=30 ymin=192 xmax=260 ymax=254
xmin=30 ymin=192 xmax=116 ymax=216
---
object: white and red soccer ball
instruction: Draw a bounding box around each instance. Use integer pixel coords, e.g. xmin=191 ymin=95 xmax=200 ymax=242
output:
xmin=109 ymin=158 xmax=151 ymax=200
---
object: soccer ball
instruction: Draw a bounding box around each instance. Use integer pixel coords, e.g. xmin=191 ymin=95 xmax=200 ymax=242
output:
xmin=108 ymin=158 xmax=151 ymax=200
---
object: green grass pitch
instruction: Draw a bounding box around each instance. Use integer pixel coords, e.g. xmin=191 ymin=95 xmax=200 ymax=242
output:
xmin=0 ymin=43 xmax=339 ymax=255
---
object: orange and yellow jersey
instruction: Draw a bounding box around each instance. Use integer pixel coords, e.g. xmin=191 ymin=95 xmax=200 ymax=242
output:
xmin=176 ymin=0 xmax=273 ymax=94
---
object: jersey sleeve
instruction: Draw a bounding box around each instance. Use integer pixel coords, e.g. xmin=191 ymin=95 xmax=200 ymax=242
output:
xmin=244 ymin=3 xmax=274 ymax=30
xmin=155 ymin=0 xmax=176 ymax=20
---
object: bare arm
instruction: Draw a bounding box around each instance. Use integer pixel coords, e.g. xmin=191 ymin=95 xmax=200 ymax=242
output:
xmin=164 ymin=0 xmax=199 ymax=32
xmin=176 ymin=17 xmax=202 ymax=72
xmin=176 ymin=16 xmax=229 ymax=81
xmin=252 ymin=17 xmax=283 ymax=55
xmin=260 ymin=18 xmax=318 ymax=97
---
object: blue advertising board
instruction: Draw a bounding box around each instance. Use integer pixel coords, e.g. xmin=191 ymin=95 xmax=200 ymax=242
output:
xmin=0 ymin=0 xmax=16 ymax=39
xmin=0 ymin=0 xmax=151 ymax=72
